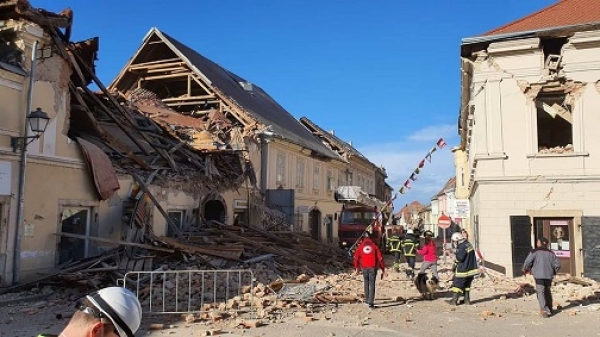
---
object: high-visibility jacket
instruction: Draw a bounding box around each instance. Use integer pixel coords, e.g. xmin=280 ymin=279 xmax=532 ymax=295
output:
xmin=454 ymin=240 xmax=479 ymax=278
xmin=387 ymin=235 xmax=402 ymax=252
xmin=401 ymin=234 xmax=419 ymax=257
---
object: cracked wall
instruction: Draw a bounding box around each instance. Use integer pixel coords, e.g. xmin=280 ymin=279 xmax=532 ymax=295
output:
xmin=35 ymin=55 xmax=72 ymax=136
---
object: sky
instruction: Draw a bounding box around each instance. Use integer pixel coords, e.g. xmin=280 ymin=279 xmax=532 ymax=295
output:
xmin=34 ymin=0 xmax=557 ymax=207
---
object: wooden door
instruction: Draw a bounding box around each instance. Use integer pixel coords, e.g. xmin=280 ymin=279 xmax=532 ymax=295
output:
xmin=537 ymin=218 xmax=574 ymax=275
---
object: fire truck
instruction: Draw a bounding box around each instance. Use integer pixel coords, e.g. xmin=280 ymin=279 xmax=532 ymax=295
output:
xmin=334 ymin=186 xmax=391 ymax=251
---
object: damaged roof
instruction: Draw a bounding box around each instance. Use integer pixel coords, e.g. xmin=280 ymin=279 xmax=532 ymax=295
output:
xmin=299 ymin=116 xmax=375 ymax=165
xmin=0 ymin=1 xmax=246 ymax=199
xmin=436 ymin=177 xmax=456 ymax=197
xmin=112 ymin=28 xmax=340 ymax=160
xmin=484 ymin=0 xmax=600 ymax=36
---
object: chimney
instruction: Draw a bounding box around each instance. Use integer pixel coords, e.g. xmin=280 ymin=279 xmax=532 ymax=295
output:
xmin=329 ymin=130 xmax=335 ymax=135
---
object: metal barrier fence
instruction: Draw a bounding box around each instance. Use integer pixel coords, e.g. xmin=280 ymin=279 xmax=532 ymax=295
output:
xmin=120 ymin=269 xmax=255 ymax=314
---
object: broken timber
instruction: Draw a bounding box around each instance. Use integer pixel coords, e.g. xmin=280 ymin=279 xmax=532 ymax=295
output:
xmin=54 ymin=232 xmax=175 ymax=253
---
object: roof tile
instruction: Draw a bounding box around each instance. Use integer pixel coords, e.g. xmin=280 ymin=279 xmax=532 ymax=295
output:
xmin=485 ymin=0 xmax=600 ymax=36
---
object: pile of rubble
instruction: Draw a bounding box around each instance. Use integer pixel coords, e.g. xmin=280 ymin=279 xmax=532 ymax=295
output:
xmin=0 ymin=220 xmax=354 ymax=314
xmin=538 ymin=143 xmax=574 ymax=154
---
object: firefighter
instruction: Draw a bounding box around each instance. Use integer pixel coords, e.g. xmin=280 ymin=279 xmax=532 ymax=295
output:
xmin=401 ymin=229 xmax=419 ymax=279
xmin=387 ymin=229 xmax=402 ymax=272
xmin=447 ymin=232 xmax=479 ymax=306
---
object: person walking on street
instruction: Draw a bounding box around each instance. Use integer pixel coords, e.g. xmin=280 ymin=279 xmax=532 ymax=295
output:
xmin=401 ymin=229 xmax=419 ymax=279
xmin=417 ymin=230 xmax=439 ymax=282
xmin=522 ymin=237 xmax=561 ymax=318
xmin=38 ymin=286 xmax=143 ymax=337
xmin=447 ymin=232 xmax=479 ymax=306
xmin=354 ymin=231 xmax=387 ymax=309
xmin=387 ymin=229 xmax=402 ymax=272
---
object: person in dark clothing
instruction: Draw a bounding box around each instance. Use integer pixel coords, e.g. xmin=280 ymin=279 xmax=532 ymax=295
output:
xmin=387 ymin=229 xmax=402 ymax=272
xmin=447 ymin=232 xmax=479 ymax=305
xmin=522 ymin=237 xmax=561 ymax=318
xmin=354 ymin=231 xmax=386 ymax=308
xmin=401 ymin=229 xmax=419 ymax=279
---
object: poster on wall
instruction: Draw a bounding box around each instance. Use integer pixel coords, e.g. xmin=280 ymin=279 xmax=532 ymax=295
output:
xmin=549 ymin=220 xmax=570 ymax=258
xmin=0 ymin=161 xmax=11 ymax=195
xmin=455 ymin=199 xmax=470 ymax=218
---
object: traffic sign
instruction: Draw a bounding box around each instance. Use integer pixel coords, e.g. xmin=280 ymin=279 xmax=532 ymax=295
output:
xmin=438 ymin=214 xmax=452 ymax=229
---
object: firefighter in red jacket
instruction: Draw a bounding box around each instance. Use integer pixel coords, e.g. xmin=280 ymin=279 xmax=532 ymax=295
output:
xmin=354 ymin=231 xmax=387 ymax=309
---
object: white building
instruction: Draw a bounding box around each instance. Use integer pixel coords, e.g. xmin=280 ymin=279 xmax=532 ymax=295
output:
xmin=456 ymin=0 xmax=600 ymax=279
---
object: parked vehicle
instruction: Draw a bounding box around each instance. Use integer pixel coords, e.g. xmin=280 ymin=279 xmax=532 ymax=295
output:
xmin=334 ymin=186 xmax=390 ymax=252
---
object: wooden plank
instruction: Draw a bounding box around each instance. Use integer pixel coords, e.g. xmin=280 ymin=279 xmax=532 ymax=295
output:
xmin=126 ymin=259 xmax=136 ymax=271
xmin=118 ymin=257 xmax=130 ymax=272
xmin=0 ymin=253 xmax=116 ymax=295
xmin=214 ymin=230 xmax=324 ymax=274
xmin=132 ymin=174 xmax=183 ymax=237
xmin=157 ymin=236 xmax=241 ymax=261
xmin=143 ymin=258 xmax=153 ymax=271
xmin=54 ymin=232 xmax=175 ymax=253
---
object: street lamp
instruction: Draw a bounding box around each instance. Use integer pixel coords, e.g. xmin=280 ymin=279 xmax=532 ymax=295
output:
xmin=11 ymin=107 xmax=50 ymax=152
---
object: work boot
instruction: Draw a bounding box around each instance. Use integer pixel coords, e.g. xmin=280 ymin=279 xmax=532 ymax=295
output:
xmin=463 ymin=291 xmax=471 ymax=305
xmin=446 ymin=292 xmax=459 ymax=306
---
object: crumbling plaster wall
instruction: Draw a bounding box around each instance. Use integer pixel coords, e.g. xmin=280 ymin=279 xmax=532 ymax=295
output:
xmin=468 ymin=31 xmax=600 ymax=180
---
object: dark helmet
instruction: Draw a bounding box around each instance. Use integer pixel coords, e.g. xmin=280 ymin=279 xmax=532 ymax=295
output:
xmin=423 ymin=230 xmax=434 ymax=238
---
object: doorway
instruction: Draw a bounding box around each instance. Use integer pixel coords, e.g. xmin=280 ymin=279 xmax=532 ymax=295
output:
xmin=325 ymin=214 xmax=333 ymax=244
xmin=309 ymin=208 xmax=321 ymax=241
xmin=57 ymin=207 xmax=92 ymax=266
xmin=535 ymin=218 xmax=575 ymax=275
xmin=205 ymin=199 xmax=225 ymax=224
xmin=167 ymin=210 xmax=184 ymax=237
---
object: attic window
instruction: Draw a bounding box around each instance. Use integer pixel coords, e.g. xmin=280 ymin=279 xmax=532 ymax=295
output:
xmin=535 ymin=93 xmax=573 ymax=154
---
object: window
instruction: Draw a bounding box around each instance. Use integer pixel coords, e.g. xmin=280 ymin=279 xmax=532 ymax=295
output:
xmin=338 ymin=169 xmax=345 ymax=187
xmin=347 ymin=170 xmax=353 ymax=185
xmin=276 ymin=151 xmax=286 ymax=184
xmin=313 ymin=163 xmax=320 ymax=189
xmin=167 ymin=210 xmax=185 ymax=237
xmin=326 ymin=168 xmax=334 ymax=191
xmin=296 ymin=158 xmax=305 ymax=187
xmin=58 ymin=207 xmax=92 ymax=265
xmin=535 ymin=93 xmax=573 ymax=154
xmin=294 ymin=212 xmax=304 ymax=231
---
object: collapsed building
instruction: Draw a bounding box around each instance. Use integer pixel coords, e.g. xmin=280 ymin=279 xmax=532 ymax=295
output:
xmin=0 ymin=0 xmax=360 ymax=296
xmin=0 ymin=1 xmax=247 ymax=285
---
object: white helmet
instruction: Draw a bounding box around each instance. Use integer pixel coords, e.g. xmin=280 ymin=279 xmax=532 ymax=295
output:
xmin=406 ymin=229 xmax=414 ymax=235
xmin=86 ymin=287 xmax=142 ymax=337
xmin=451 ymin=232 xmax=463 ymax=242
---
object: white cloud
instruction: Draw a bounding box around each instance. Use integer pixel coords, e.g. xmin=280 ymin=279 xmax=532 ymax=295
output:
xmin=358 ymin=124 xmax=458 ymax=208
xmin=407 ymin=124 xmax=455 ymax=143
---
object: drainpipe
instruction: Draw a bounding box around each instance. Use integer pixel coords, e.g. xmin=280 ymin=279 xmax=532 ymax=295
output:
xmin=259 ymin=137 xmax=269 ymax=195
xmin=12 ymin=40 xmax=38 ymax=285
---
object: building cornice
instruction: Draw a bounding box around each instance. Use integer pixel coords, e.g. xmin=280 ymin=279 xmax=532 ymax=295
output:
xmin=487 ymin=38 xmax=540 ymax=56
xmin=474 ymin=175 xmax=600 ymax=183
